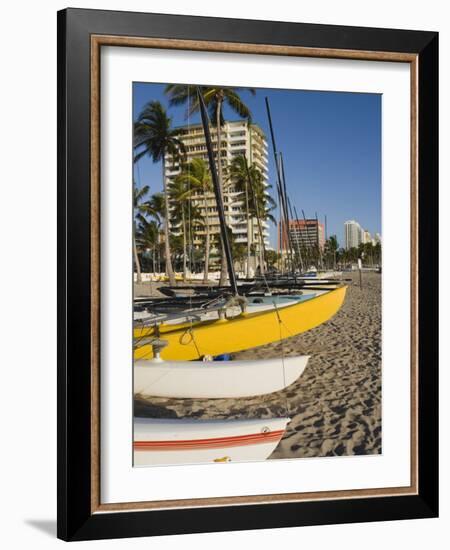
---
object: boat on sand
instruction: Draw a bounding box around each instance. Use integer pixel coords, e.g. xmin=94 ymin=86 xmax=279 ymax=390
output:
xmin=134 ymin=285 xmax=347 ymax=360
xmin=134 ymin=355 xmax=310 ymax=398
xmin=133 ymin=417 xmax=290 ymax=466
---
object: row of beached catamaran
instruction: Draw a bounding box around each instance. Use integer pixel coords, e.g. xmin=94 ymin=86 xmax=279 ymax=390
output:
xmin=133 ymin=89 xmax=348 ymax=466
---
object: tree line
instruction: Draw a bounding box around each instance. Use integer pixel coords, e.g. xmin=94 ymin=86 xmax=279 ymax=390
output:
xmin=133 ymin=86 xmax=275 ymax=285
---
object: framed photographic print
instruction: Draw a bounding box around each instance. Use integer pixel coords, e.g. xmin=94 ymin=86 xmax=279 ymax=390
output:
xmin=57 ymin=8 xmax=438 ymax=541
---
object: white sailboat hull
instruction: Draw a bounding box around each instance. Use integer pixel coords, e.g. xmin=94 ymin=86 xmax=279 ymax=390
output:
xmin=134 ymin=355 xmax=309 ymax=398
xmin=134 ymin=417 xmax=289 ymax=466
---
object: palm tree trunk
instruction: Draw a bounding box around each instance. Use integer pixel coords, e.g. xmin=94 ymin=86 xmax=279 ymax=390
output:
xmin=251 ymin=217 xmax=255 ymax=274
xmin=182 ymin=207 xmax=187 ymax=282
xmin=259 ymin=231 xmax=264 ymax=275
xmin=203 ymin=195 xmax=210 ymax=283
xmin=258 ymin=205 xmax=265 ymax=276
xmin=216 ymin=98 xmax=229 ymax=287
xmin=162 ymin=159 xmax=176 ymax=285
xmin=244 ymin=179 xmax=251 ymax=278
xmin=157 ymin=239 xmax=161 ymax=274
xmin=133 ymin=227 xmax=142 ymax=283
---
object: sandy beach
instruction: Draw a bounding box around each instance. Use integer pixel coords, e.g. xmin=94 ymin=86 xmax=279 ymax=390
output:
xmin=135 ymin=272 xmax=382 ymax=459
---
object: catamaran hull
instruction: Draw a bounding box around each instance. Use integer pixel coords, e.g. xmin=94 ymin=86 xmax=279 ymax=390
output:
xmin=134 ymin=293 xmax=311 ymax=324
xmin=134 ymin=355 xmax=310 ymax=398
xmin=134 ymin=417 xmax=289 ymax=466
xmin=134 ymin=285 xmax=347 ymax=361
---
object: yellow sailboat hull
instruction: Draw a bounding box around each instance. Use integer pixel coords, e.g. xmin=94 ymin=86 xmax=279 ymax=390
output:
xmin=134 ymin=285 xmax=347 ymax=361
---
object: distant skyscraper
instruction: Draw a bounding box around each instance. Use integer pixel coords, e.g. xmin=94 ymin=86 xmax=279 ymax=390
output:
xmin=344 ymin=220 xmax=362 ymax=249
xmin=362 ymin=229 xmax=372 ymax=244
xmin=374 ymin=233 xmax=382 ymax=244
xmin=280 ymin=219 xmax=325 ymax=251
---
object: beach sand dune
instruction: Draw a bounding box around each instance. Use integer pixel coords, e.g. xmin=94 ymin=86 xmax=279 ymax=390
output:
xmin=135 ymin=272 xmax=381 ymax=459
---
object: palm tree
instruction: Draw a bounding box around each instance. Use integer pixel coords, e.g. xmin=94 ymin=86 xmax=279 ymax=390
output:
xmin=265 ymin=249 xmax=281 ymax=270
xmin=229 ymin=233 xmax=247 ymax=273
xmin=168 ymin=176 xmax=196 ymax=281
xmin=146 ymin=192 xmax=164 ymax=225
xmin=228 ymin=156 xmax=250 ymax=277
xmin=133 ymin=184 xmax=153 ymax=283
xmin=144 ymin=192 xmax=165 ymax=274
xmin=228 ymin=155 xmax=264 ymax=277
xmin=134 ymin=101 xmax=186 ymax=285
xmin=185 ymin=203 xmax=204 ymax=274
xmin=374 ymin=241 xmax=382 ymax=266
xmin=136 ymin=218 xmax=160 ymax=274
xmin=247 ymin=167 xmax=276 ymax=274
xmin=175 ymin=158 xmax=213 ymax=283
xmin=325 ymin=235 xmax=339 ymax=269
xmin=165 ymin=85 xmax=255 ymax=285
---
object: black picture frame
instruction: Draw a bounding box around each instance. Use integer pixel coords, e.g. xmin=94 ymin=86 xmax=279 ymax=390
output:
xmin=57 ymin=8 xmax=438 ymax=541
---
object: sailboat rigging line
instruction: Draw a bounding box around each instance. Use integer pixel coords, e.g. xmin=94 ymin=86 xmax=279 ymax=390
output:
xmin=315 ymin=211 xmax=324 ymax=269
xmin=241 ymin=156 xmax=293 ymax=397
xmin=180 ymin=325 xmax=202 ymax=357
xmin=197 ymin=87 xmax=239 ymax=296
xmin=244 ymin=155 xmax=267 ymax=278
xmin=276 ymin=186 xmax=283 ymax=275
xmin=276 ymin=151 xmax=294 ymax=271
xmin=277 ymin=153 xmax=295 ymax=274
xmin=278 ymin=153 xmax=297 ymax=274
xmin=187 ymin=90 xmax=191 ymax=281
xmin=188 ymin=87 xmax=193 ymax=329
xmin=265 ymin=97 xmax=295 ymax=275
xmin=184 ymin=89 xmax=204 ymax=359
xmin=293 ymin=205 xmax=308 ymax=268
xmin=277 ymin=308 xmax=290 ymax=418
xmin=279 ymin=152 xmax=303 ymax=273
xmin=239 ymin=155 xmax=290 ymax=361
xmin=287 ymin=197 xmax=303 ymax=272
xmin=301 ymin=208 xmax=316 ymax=267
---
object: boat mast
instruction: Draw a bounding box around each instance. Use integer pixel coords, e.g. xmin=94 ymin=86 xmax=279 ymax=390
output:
xmin=244 ymin=156 xmax=267 ymax=276
xmin=278 ymin=153 xmax=296 ymax=273
xmin=196 ymin=87 xmax=239 ymax=295
xmin=277 ymin=187 xmax=282 ymax=274
xmin=301 ymin=209 xmax=316 ymax=268
xmin=315 ymin=211 xmax=324 ymax=269
xmin=287 ymin=196 xmax=304 ymax=273
xmin=293 ymin=205 xmax=308 ymax=269
xmin=279 ymin=152 xmax=303 ymax=273
xmin=265 ymin=97 xmax=296 ymax=275
xmin=277 ymin=149 xmax=295 ymax=274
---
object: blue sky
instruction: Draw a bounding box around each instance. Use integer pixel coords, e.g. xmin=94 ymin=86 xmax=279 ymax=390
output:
xmin=133 ymin=83 xmax=381 ymax=248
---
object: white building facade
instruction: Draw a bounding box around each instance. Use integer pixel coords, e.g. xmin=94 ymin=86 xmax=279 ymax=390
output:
xmin=165 ymin=120 xmax=270 ymax=257
xmin=344 ymin=220 xmax=363 ymax=249
xmin=362 ymin=229 xmax=372 ymax=244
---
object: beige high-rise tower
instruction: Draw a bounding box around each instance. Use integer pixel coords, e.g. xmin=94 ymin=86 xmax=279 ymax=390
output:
xmin=165 ymin=120 xmax=270 ymax=266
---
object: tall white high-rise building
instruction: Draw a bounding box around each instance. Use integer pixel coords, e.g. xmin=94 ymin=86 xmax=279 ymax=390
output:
xmin=344 ymin=220 xmax=363 ymax=249
xmin=165 ymin=120 xmax=270 ymax=257
xmin=362 ymin=229 xmax=372 ymax=244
